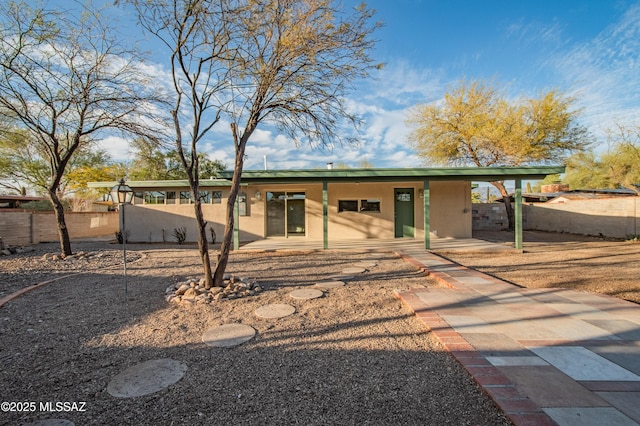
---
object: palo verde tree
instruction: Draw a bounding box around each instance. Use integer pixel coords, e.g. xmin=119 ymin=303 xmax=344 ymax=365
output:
xmin=406 ymin=79 xmax=591 ymax=229
xmin=212 ymin=0 xmax=381 ymax=287
xmin=128 ymin=0 xmax=233 ymax=288
xmin=129 ymin=0 xmax=381 ymax=288
xmin=0 ymin=1 xmax=163 ymax=256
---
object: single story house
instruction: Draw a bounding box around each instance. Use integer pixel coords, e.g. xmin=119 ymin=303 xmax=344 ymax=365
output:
xmin=89 ymin=166 xmax=564 ymax=250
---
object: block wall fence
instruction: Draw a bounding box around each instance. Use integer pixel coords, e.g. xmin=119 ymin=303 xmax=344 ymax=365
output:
xmin=0 ymin=211 xmax=119 ymax=246
xmin=473 ymin=198 xmax=640 ymax=239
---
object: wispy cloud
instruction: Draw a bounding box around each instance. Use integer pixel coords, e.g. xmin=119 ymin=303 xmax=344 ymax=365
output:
xmin=548 ymin=4 xmax=640 ymax=138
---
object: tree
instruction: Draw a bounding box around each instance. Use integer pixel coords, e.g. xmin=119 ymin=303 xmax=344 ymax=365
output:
xmin=129 ymin=0 xmax=231 ymax=288
xmin=130 ymin=0 xmax=381 ymax=288
xmin=564 ymin=123 xmax=640 ymax=194
xmin=127 ymin=138 xmax=226 ymax=181
xmin=212 ymin=0 xmax=381 ymax=287
xmin=0 ymin=1 xmax=163 ymax=255
xmin=407 ymin=79 xmax=591 ymax=229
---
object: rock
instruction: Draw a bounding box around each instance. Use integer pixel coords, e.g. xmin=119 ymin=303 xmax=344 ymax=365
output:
xmin=183 ymin=287 xmax=198 ymax=298
xmin=175 ymin=284 xmax=191 ymax=296
xmin=1 ymin=249 xmax=11 ymax=256
xmin=209 ymin=287 xmax=223 ymax=295
xmin=165 ymin=285 xmax=176 ymax=294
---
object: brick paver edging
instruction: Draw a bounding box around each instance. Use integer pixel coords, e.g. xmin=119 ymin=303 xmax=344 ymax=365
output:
xmin=394 ymin=251 xmax=557 ymax=426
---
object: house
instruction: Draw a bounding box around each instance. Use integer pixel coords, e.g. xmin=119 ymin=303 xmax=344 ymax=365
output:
xmin=88 ymin=166 xmax=564 ymax=249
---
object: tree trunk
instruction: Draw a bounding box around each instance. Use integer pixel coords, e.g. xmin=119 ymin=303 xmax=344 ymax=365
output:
xmin=48 ymin=190 xmax=72 ymax=256
xmin=491 ymin=181 xmax=515 ymax=230
xmin=193 ymin=197 xmax=213 ymax=288
xmin=213 ymin=124 xmax=247 ymax=287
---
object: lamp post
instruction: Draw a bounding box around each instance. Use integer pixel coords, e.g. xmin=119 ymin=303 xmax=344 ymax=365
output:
xmin=110 ymin=179 xmax=134 ymax=295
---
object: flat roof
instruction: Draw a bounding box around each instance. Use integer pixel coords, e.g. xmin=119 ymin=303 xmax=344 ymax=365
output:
xmin=88 ymin=166 xmax=565 ymax=188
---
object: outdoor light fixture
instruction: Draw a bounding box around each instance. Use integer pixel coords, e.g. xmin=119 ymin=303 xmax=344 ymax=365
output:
xmin=110 ymin=178 xmax=134 ymax=295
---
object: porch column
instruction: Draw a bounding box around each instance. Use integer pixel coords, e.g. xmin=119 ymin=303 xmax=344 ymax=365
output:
xmin=233 ymin=196 xmax=239 ymax=250
xmin=323 ymin=181 xmax=328 ymax=250
xmin=514 ymin=179 xmax=522 ymax=250
xmin=423 ymin=180 xmax=430 ymax=249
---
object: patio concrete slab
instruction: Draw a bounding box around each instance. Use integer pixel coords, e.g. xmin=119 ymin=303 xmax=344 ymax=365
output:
xmin=528 ymin=346 xmax=640 ymax=381
xmin=486 ymin=356 xmax=549 ymax=366
xmin=543 ymin=407 xmax=638 ymax=426
xmin=587 ymin=345 xmax=640 ymax=375
xmin=596 ymin=391 xmax=640 ymax=423
xmin=498 ymin=366 xmax=610 ymax=407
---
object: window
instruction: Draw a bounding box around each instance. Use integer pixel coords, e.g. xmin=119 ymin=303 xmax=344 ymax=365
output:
xmin=338 ymin=200 xmax=358 ymax=212
xmin=144 ymin=191 xmax=166 ymax=204
xmin=179 ymin=191 xmax=192 ymax=204
xmin=212 ymin=191 xmax=222 ymax=204
xmin=238 ymin=192 xmax=248 ymax=216
xmin=199 ymin=191 xmax=211 ymax=204
xmin=360 ymin=199 xmax=380 ymax=212
xmin=339 ymin=199 xmax=381 ymax=213
xmin=166 ymin=191 xmax=177 ymax=204
xmin=133 ymin=192 xmax=144 ymax=205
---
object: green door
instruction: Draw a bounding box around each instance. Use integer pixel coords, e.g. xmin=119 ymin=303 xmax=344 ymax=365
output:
xmin=394 ymin=188 xmax=415 ymax=238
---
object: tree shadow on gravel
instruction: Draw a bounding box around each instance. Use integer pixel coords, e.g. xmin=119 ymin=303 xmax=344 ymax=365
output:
xmin=0 ymin=249 xmax=511 ymax=426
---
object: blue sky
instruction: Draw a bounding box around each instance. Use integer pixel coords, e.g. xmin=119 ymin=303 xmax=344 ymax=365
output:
xmin=98 ymin=0 xmax=640 ymax=171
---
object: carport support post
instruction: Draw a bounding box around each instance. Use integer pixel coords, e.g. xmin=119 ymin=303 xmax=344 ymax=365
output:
xmin=233 ymin=197 xmax=239 ymax=250
xmin=515 ymin=179 xmax=523 ymax=250
xmin=322 ymin=181 xmax=328 ymax=250
xmin=423 ymin=180 xmax=430 ymax=250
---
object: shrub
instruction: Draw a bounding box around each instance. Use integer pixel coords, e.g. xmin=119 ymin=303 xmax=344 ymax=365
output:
xmin=173 ymin=227 xmax=188 ymax=244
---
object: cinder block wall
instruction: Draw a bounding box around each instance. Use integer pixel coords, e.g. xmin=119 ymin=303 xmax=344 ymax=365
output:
xmin=0 ymin=211 xmax=119 ymax=246
xmin=0 ymin=211 xmax=33 ymax=246
xmin=472 ymin=198 xmax=640 ymax=238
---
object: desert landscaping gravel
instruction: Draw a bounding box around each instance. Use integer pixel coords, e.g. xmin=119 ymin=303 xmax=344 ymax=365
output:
xmin=0 ymin=241 xmax=511 ymax=426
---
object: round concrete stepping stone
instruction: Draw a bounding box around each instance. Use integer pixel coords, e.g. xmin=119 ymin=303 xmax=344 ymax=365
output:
xmin=342 ymin=267 xmax=366 ymax=274
xmin=314 ymin=280 xmax=346 ymax=289
xmin=289 ymin=288 xmax=323 ymax=300
xmin=255 ymin=303 xmax=296 ymax=319
xmin=24 ymin=421 xmax=74 ymax=426
xmin=107 ymin=358 xmax=187 ymax=398
xmin=202 ymin=323 xmax=256 ymax=347
xmin=355 ymin=261 xmax=377 ymax=268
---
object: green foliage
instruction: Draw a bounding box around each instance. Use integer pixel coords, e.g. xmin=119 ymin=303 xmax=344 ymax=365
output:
xmin=563 ymin=124 xmax=640 ymax=193
xmin=127 ymin=138 xmax=226 ymax=181
xmin=406 ymin=80 xmax=591 ymax=167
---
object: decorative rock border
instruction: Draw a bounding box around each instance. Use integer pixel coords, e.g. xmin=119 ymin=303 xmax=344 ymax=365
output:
xmin=165 ymin=274 xmax=262 ymax=306
xmin=202 ymin=323 xmax=256 ymax=347
xmin=107 ymin=358 xmax=187 ymax=398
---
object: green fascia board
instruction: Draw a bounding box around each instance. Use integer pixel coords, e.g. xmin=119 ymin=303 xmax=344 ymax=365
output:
xmin=217 ymin=166 xmax=565 ymax=183
xmin=87 ymin=179 xmax=241 ymax=189
xmin=88 ymin=166 xmax=564 ymax=188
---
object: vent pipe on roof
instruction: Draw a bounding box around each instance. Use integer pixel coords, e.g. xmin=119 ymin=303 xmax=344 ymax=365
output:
xmin=327 ymin=162 xmax=333 ymax=170
xmin=264 ymin=155 xmax=268 ymax=170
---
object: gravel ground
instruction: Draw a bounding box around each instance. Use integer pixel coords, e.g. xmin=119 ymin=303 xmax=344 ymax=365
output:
xmin=0 ymin=242 xmax=510 ymax=426
xmin=440 ymin=230 xmax=640 ymax=305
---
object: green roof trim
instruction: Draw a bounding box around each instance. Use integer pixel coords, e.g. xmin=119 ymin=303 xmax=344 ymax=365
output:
xmin=87 ymin=179 xmax=240 ymax=189
xmin=218 ymin=166 xmax=565 ymax=183
xmin=88 ymin=166 xmax=564 ymax=188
